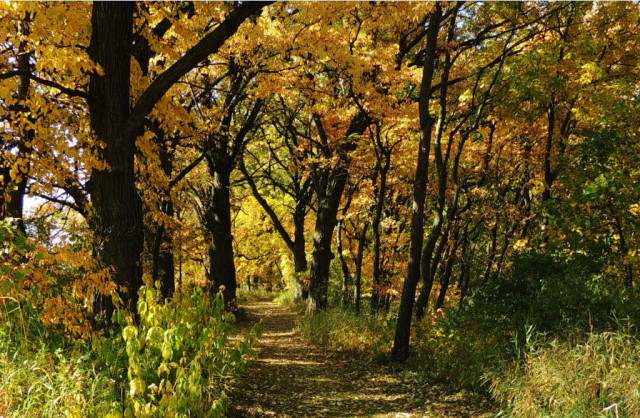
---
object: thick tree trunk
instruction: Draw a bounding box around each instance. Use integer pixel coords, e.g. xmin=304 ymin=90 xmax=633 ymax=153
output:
xmin=203 ymin=166 xmax=237 ymax=309
xmin=307 ymin=168 xmax=348 ymax=314
xmin=307 ymin=113 xmax=369 ymax=315
xmin=87 ymin=2 xmax=144 ymax=317
xmin=391 ymin=5 xmax=442 ymax=362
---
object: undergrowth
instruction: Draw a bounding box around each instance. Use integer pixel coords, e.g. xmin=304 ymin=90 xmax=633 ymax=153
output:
xmin=491 ymin=329 xmax=640 ymax=417
xmin=295 ymin=251 xmax=640 ymax=416
xmin=237 ymin=287 xmax=282 ymax=303
xmin=297 ymin=308 xmax=393 ymax=361
xmin=0 ymin=285 xmax=258 ymax=417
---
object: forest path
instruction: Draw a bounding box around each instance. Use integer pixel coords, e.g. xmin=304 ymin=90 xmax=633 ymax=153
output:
xmin=227 ymin=301 xmax=492 ymax=417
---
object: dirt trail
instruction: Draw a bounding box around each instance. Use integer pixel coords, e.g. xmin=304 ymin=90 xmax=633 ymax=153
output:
xmin=227 ymin=301 xmax=492 ymax=417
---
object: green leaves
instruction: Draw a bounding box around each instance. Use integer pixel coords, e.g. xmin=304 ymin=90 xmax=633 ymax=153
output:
xmin=120 ymin=285 xmax=258 ymax=416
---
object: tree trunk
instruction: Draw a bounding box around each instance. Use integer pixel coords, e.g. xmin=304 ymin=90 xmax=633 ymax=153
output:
xmin=150 ymin=199 xmax=175 ymax=299
xmin=149 ymin=134 xmax=176 ymax=299
xmin=307 ymin=168 xmax=348 ymax=314
xmin=307 ymin=113 xmax=369 ymax=315
xmin=87 ymin=2 xmax=143 ymax=317
xmin=415 ymin=225 xmax=448 ymax=320
xmin=354 ymin=223 xmax=369 ymax=314
xmin=203 ymin=165 xmax=237 ymax=309
xmin=391 ymin=5 xmax=442 ymax=362
xmin=435 ymin=226 xmax=460 ymax=310
xmin=293 ymin=201 xmax=308 ymax=300
xmin=371 ymin=158 xmax=389 ymax=313
xmin=337 ymin=219 xmax=351 ymax=306
xmin=1 ymin=33 xmax=33 ymax=232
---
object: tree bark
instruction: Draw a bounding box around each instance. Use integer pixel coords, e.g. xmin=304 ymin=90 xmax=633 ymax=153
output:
xmin=391 ymin=5 xmax=442 ymax=362
xmin=307 ymin=112 xmax=369 ymax=314
xmin=203 ymin=163 xmax=237 ymax=309
xmin=87 ymin=2 xmax=141 ymax=317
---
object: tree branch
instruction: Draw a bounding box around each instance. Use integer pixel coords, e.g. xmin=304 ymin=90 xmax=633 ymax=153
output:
xmin=0 ymin=71 xmax=92 ymax=101
xmin=124 ymin=2 xmax=272 ymax=139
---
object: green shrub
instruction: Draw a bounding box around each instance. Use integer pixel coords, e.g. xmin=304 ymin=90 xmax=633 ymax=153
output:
xmin=0 ymin=285 xmax=259 ymax=417
xmin=118 ymin=285 xmax=259 ymax=417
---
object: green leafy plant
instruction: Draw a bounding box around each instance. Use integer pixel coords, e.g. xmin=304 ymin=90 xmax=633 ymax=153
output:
xmin=119 ymin=285 xmax=260 ymax=417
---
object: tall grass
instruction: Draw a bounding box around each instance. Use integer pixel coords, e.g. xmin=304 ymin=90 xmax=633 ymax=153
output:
xmin=490 ymin=330 xmax=640 ymax=417
xmin=0 ymin=285 xmax=258 ymax=417
xmin=0 ymin=301 xmax=120 ymax=416
xmin=297 ymin=308 xmax=394 ymax=361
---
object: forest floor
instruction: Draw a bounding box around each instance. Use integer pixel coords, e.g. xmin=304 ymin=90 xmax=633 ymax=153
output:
xmin=227 ymin=301 xmax=494 ymax=417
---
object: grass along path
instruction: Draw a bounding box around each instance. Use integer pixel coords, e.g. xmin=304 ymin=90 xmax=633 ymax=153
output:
xmin=227 ymin=301 xmax=492 ymax=417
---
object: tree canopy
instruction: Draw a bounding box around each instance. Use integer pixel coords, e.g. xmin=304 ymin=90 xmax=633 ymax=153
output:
xmin=2 ymin=0 xmax=639 ymax=364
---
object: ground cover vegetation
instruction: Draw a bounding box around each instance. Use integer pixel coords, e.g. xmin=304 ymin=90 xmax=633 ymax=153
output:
xmin=1 ymin=1 xmax=640 ymax=416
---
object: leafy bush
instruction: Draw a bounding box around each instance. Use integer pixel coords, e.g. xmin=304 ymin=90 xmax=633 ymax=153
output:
xmin=117 ymin=285 xmax=260 ymax=417
xmin=409 ymin=251 xmax=640 ymax=392
xmin=0 ymin=284 xmax=259 ymax=417
xmin=273 ymin=288 xmax=304 ymax=308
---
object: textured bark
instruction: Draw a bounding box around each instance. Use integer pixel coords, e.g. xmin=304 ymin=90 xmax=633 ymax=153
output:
xmin=87 ymin=2 xmax=141 ymax=317
xmin=203 ymin=162 xmax=237 ymax=309
xmin=391 ymin=5 xmax=442 ymax=362
xmin=307 ymin=112 xmax=370 ymax=314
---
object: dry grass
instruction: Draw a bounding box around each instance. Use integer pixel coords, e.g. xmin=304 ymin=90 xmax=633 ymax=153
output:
xmin=490 ymin=330 xmax=640 ymax=417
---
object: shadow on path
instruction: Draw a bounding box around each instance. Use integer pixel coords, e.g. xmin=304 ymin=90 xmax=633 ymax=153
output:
xmin=227 ymin=301 xmax=492 ymax=417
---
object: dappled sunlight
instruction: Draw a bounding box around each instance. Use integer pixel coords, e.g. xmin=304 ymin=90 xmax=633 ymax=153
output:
xmin=259 ymin=358 xmax=324 ymax=367
xmin=227 ymin=302 xmax=492 ymax=417
xmin=262 ymin=331 xmax=296 ymax=338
